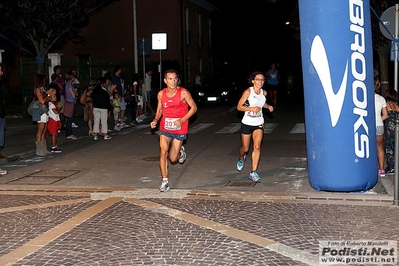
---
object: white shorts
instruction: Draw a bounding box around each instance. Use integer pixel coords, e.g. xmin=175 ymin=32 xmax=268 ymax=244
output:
xmin=37 ymin=113 xmax=48 ymax=123
xmin=377 ymin=125 xmax=384 ymax=136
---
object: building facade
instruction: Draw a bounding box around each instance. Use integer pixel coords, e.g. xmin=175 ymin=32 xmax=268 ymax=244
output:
xmin=53 ymin=0 xmax=217 ymax=90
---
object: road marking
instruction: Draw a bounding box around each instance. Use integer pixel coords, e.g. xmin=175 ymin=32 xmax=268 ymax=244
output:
xmin=126 ymin=198 xmax=319 ymax=266
xmin=290 ymin=123 xmax=305 ymax=133
xmin=190 ymin=123 xmax=214 ymax=133
xmin=0 ymin=197 xmax=122 ymax=266
xmin=215 ymin=123 xmax=241 ymax=133
xmin=145 ymin=123 xmax=305 ymax=135
xmin=264 ymin=123 xmax=278 ymax=133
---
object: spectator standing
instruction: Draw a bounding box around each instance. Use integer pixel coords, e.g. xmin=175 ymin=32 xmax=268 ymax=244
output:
xmin=33 ymin=74 xmax=55 ymax=156
xmin=130 ymin=74 xmax=139 ymax=126
xmin=384 ymin=88 xmax=399 ymax=174
xmin=144 ymin=68 xmax=155 ymax=115
xmin=236 ymin=71 xmax=274 ymax=182
xmin=85 ymin=79 xmax=97 ymax=136
xmin=70 ymin=68 xmax=82 ymax=90
xmin=47 ymin=94 xmax=62 ymax=153
xmin=70 ymin=68 xmax=82 ymax=128
xmin=136 ymin=94 xmax=144 ymax=123
xmin=0 ymin=64 xmax=7 ymax=175
xmin=136 ymin=75 xmax=145 ymax=122
xmin=111 ymin=66 xmax=127 ymax=128
xmin=102 ymin=69 xmax=109 ymax=78
xmin=150 ymin=69 xmax=197 ymax=192
xmin=53 ymin=65 xmax=65 ymax=126
xmin=112 ymin=91 xmax=121 ymax=131
xmin=49 ymin=73 xmax=60 ymax=105
xmin=92 ymin=77 xmax=112 ymax=140
xmin=105 ymin=75 xmax=115 ymax=120
xmin=374 ymin=76 xmax=388 ymax=177
xmin=64 ymin=72 xmax=78 ymax=140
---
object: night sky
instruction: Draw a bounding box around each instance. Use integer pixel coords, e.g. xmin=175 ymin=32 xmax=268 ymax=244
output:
xmin=208 ymin=0 xmax=301 ymax=77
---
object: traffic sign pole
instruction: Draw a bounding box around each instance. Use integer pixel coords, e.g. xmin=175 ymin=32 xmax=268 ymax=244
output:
xmin=394 ymin=4 xmax=399 ymax=206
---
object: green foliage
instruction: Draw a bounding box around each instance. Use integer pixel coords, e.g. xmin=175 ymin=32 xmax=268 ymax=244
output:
xmin=0 ymin=0 xmax=120 ymax=70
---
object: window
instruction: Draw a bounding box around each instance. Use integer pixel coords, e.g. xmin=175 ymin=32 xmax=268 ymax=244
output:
xmin=208 ymin=18 xmax=212 ymax=47
xmin=186 ymin=56 xmax=191 ymax=82
xmin=185 ymin=8 xmax=190 ymax=45
xmin=198 ymin=13 xmax=202 ymax=47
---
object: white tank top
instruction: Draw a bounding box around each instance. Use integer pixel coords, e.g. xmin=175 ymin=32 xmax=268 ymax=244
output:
xmin=241 ymin=87 xmax=266 ymax=126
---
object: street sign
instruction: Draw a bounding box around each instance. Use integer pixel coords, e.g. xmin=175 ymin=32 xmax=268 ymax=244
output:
xmin=139 ymin=38 xmax=150 ymax=56
xmin=380 ymin=6 xmax=397 ymax=40
xmin=152 ymin=33 xmax=167 ymax=50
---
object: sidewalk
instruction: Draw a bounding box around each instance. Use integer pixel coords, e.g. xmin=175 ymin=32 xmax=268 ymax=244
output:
xmin=0 ymin=112 xmax=155 ymax=161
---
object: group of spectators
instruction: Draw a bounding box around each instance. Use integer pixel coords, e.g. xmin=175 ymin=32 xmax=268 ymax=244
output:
xmin=79 ymin=66 xmax=157 ymax=139
xmin=374 ymin=74 xmax=399 ymax=177
xmin=32 ymin=65 xmax=81 ymax=156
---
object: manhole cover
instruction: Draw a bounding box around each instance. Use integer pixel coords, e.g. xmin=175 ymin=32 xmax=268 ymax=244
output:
xmin=7 ymin=170 xmax=80 ymax=185
xmin=143 ymin=156 xmax=159 ymax=161
xmin=8 ymin=176 xmax=66 ymax=185
xmin=225 ymin=181 xmax=257 ymax=187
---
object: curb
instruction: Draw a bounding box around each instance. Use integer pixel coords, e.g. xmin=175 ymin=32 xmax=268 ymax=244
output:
xmin=380 ymin=175 xmax=395 ymax=196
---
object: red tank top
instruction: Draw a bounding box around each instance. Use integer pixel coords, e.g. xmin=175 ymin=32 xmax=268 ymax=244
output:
xmin=159 ymin=87 xmax=188 ymax=135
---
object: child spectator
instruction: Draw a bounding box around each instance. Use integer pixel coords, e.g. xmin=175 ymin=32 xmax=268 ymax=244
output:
xmin=112 ymin=91 xmax=121 ymax=131
xmin=47 ymin=94 xmax=62 ymax=153
xmin=136 ymin=94 xmax=144 ymax=122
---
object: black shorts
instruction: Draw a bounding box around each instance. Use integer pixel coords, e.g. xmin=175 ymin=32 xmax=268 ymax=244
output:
xmin=241 ymin=123 xmax=263 ymax=134
xmin=266 ymin=84 xmax=279 ymax=92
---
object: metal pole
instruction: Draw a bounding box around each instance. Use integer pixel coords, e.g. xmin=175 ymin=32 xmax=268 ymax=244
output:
xmin=394 ymin=117 xmax=399 ymax=205
xmin=142 ymin=38 xmax=146 ymax=115
xmin=159 ymin=50 xmax=162 ymax=92
xmin=395 ymin=4 xmax=399 ymax=93
xmin=133 ymin=0 xmax=138 ymax=73
xmin=394 ymin=4 xmax=399 ymax=206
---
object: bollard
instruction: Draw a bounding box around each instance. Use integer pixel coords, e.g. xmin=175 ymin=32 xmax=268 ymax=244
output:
xmin=394 ymin=117 xmax=399 ymax=205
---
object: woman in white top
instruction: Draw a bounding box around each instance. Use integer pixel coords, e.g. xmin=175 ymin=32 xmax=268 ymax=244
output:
xmin=374 ymin=77 xmax=388 ymax=176
xmin=236 ymin=71 xmax=274 ymax=182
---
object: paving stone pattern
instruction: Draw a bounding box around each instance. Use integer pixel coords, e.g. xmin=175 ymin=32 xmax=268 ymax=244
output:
xmin=0 ymin=189 xmax=398 ymax=266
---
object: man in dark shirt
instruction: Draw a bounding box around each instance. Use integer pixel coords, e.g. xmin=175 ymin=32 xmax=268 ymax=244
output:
xmin=111 ymin=66 xmax=128 ymax=128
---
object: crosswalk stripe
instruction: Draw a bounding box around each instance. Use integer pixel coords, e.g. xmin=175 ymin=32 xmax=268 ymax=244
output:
xmin=190 ymin=123 xmax=215 ymax=133
xmin=264 ymin=123 xmax=278 ymax=133
xmin=215 ymin=123 xmax=241 ymax=134
xmin=290 ymin=123 xmax=305 ymax=133
xmin=144 ymin=123 xmax=305 ymax=134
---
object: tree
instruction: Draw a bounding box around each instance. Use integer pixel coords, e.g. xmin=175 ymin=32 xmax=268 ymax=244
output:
xmin=0 ymin=0 xmax=119 ymax=73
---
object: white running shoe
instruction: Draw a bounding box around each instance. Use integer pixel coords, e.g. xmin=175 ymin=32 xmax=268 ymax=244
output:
xmin=159 ymin=181 xmax=170 ymax=192
xmin=179 ymin=145 xmax=186 ymax=164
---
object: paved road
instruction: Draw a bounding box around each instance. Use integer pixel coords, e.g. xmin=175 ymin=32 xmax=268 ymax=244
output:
xmin=0 ymin=101 xmax=398 ymax=265
xmin=0 ymin=100 xmax=392 ymax=194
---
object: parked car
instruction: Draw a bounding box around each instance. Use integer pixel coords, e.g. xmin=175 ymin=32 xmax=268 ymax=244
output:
xmin=195 ymin=77 xmax=239 ymax=107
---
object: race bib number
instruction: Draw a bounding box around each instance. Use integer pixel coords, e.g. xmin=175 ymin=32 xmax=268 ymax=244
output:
xmin=247 ymin=111 xmax=262 ymax=118
xmin=165 ymin=117 xmax=181 ymax=130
